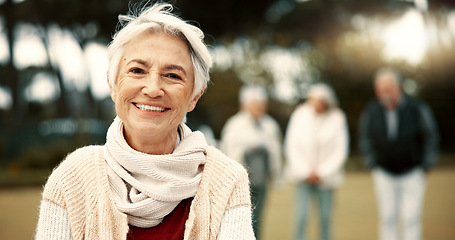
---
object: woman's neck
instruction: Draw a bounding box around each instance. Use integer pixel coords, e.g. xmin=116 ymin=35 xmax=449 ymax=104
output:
xmin=123 ymin=128 xmax=177 ymax=155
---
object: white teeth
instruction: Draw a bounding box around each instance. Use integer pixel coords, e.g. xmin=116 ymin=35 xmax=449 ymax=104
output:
xmin=135 ymin=104 xmax=166 ymax=112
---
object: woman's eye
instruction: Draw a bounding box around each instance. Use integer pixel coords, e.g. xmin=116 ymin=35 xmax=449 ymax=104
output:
xmin=130 ymin=68 xmax=145 ymax=74
xmin=166 ymin=73 xmax=182 ymax=80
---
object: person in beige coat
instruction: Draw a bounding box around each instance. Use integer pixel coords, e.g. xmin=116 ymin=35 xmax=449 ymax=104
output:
xmin=35 ymin=3 xmax=255 ymax=240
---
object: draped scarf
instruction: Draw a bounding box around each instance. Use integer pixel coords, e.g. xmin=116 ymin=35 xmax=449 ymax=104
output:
xmin=104 ymin=117 xmax=208 ymax=228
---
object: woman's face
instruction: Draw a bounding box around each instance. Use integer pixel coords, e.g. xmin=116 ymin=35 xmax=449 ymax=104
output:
xmin=243 ymin=100 xmax=267 ymax=120
xmin=309 ymin=97 xmax=328 ymax=114
xmin=109 ymin=30 xmax=202 ymax=152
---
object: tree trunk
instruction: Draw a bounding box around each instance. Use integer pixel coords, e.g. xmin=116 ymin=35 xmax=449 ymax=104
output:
xmin=3 ymin=0 xmax=21 ymax=128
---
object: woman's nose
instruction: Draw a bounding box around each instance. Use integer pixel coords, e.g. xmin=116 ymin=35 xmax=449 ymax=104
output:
xmin=142 ymin=74 xmax=164 ymax=98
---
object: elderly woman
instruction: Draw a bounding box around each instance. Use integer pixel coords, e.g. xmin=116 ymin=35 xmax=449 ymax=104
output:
xmin=35 ymin=3 xmax=254 ymax=240
xmin=284 ymin=83 xmax=349 ymax=240
xmin=220 ymin=85 xmax=282 ymax=239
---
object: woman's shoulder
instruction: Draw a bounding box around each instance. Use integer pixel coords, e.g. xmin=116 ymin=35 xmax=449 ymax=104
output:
xmin=198 ymin=146 xmax=251 ymax=208
xmin=291 ymin=103 xmax=312 ymax=117
xmin=204 ymin=146 xmax=248 ymax=179
xmin=330 ymin=108 xmax=346 ymax=119
xmin=53 ymin=145 xmax=105 ymax=173
xmin=223 ymin=112 xmax=249 ymax=127
xmin=262 ymin=114 xmax=280 ymax=127
xmin=42 ymin=145 xmax=106 ymax=202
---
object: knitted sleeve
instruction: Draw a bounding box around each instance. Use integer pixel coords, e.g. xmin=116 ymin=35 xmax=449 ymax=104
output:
xmin=213 ymin=148 xmax=254 ymax=239
xmin=35 ymin=146 xmax=129 ymax=240
xmin=184 ymin=146 xmax=254 ymax=240
xmin=217 ymin=205 xmax=255 ymax=240
xmin=35 ymin=200 xmax=72 ymax=240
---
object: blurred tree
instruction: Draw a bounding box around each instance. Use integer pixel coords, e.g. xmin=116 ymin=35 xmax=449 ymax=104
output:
xmin=1 ymin=0 xmax=20 ymax=127
xmin=0 ymin=0 xmax=455 ymax=167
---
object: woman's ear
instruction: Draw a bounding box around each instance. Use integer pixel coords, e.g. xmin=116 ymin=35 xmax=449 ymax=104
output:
xmin=107 ymin=71 xmax=117 ymax=102
xmin=187 ymin=88 xmax=205 ymax=112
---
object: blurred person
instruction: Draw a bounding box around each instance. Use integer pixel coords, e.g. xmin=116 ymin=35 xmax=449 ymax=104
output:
xmin=35 ymin=3 xmax=255 ymax=240
xmin=220 ymin=85 xmax=282 ymax=239
xmin=284 ymin=83 xmax=349 ymax=240
xmin=359 ymin=67 xmax=439 ymax=240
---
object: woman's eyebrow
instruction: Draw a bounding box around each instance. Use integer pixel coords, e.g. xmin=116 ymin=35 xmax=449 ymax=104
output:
xmin=164 ymin=64 xmax=187 ymax=75
xmin=127 ymin=59 xmax=149 ymax=67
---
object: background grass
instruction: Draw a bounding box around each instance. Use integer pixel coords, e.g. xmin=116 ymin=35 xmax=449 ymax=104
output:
xmin=261 ymin=167 xmax=455 ymax=240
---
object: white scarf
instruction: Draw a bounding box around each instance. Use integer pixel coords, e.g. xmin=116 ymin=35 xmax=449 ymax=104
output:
xmin=104 ymin=117 xmax=208 ymax=228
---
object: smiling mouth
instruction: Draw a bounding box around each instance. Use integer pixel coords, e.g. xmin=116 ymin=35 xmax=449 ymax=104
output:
xmin=134 ymin=103 xmax=167 ymax=112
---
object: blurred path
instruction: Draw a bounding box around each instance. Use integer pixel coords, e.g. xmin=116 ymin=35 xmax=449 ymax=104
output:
xmin=0 ymin=168 xmax=454 ymax=240
xmin=0 ymin=187 xmax=41 ymax=240
xmin=261 ymin=168 xmax=455 ymax=240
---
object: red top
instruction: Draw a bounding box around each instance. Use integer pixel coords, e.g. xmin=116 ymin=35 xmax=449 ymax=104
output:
xmin=127 ymin=198 xmax=193 ymax=240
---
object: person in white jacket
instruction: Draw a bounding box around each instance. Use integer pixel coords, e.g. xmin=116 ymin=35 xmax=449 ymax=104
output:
xmin=221 ymin=85 xmax=282 ymax=239
xmin=284 ymin=83 xmax=349 ymax=240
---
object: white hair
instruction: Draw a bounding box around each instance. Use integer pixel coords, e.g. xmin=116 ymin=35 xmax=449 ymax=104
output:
xmin=239 ymin=85 xmax=268 ymax=104
xmin=374 ymin=67 xmax=402 ymax=85
xmin=307 ymin=83 xmax=338 ymax=109
xmin=107 ymin=3 xmax=213 ymax=98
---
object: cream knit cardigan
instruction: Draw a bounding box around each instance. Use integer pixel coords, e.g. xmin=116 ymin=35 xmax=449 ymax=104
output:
xmin=37 ymin=145 xmax=252 ymax=240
